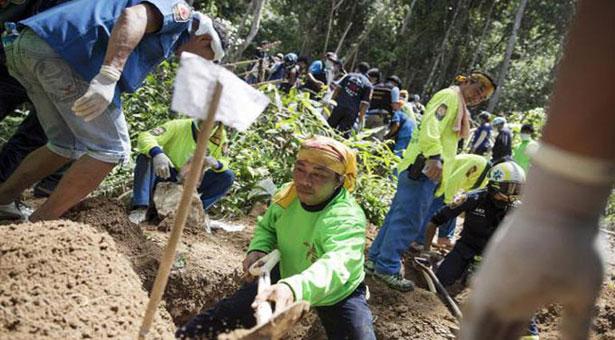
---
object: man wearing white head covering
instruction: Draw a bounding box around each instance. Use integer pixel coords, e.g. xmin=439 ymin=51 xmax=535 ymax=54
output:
xmin=0 ymin=0 xmax=228 ymax=222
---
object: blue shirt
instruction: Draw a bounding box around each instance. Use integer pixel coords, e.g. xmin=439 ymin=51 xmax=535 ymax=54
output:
xmin=21 ymin=0 xmax=192 ymax=99
xmin=391 ymin=110 xmax=414 ymax=138
xmin=470 ymin=123 xmax=492 ymax=153
xmin=334 ymin=73 xmax=372 ymax=113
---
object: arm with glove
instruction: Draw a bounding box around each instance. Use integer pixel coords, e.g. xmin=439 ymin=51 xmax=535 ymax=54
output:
xmin=72 ymin=3 xmax=163 ymax=121
xmin=137 ymin=121 xmax=181 ymax=180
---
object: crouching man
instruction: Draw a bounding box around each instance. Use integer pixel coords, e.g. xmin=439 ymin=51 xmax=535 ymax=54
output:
xmin=423 ymin=161 xmax=539 ymax=339
xmin=176 ymin=136 xmax=375 ymax=339
xmin=128 ymin=118 xmax=234 ymax=224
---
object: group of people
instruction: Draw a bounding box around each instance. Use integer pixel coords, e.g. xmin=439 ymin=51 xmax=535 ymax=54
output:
xmin=1 ymin=1 xmax=613 ymax=340
xmin=252 ymin=49 xmax=424 ymax=154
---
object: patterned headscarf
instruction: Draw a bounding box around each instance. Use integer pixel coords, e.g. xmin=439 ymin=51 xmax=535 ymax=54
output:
xmin=273 ymin=136 xmax=357 ymax=208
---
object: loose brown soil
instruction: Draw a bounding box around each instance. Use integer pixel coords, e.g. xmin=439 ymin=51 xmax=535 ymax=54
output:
xmin=2 ymin=197 xmax=614 ymax=339
xmin=0 ymin=220 xmax=174 ymax=339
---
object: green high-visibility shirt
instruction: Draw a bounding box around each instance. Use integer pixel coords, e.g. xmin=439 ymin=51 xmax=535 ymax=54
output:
xmin=435 ymin=154 xmax=489 ymax=203
xmin=513 ymin=139 xmax=538 ymax=171
xmin=398 ymin=88 xmax=462 ymax=173
xmin=136 ymin=118 xmax=228 ymax=172
xmin=248 ymin=187 xmax=367 ymax=306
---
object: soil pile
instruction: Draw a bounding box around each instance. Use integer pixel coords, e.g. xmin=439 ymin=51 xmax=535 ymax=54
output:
xmin=0 ymin=221 xmax=174 ymax=339
xmin=64 ymin=197 xmax=162 ymax=282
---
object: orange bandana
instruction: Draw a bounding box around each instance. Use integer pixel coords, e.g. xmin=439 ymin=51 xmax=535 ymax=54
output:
xmin=274 ymin=136 xmax=358 ymax=208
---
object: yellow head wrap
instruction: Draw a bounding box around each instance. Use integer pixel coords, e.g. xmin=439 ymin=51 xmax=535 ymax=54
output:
xmin=454 ymin=72 xmax=496 ymax=99
xmin=273 ymin=136 xmax=358 ymax=208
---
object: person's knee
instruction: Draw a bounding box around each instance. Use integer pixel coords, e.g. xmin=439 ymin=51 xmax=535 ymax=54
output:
xmin=219 ymin=169 xmax=236 ymax=187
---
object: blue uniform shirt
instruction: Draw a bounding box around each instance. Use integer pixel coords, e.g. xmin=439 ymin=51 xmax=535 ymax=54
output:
xmin=20 ymin=0 xmax=192 ymax=103
xmin=391 ymin=110 xmax=414 ymax=138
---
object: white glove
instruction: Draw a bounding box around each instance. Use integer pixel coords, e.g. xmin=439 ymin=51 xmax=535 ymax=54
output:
xmin=153 ymin=153 xmax=172 ymax=179
xmin=459 ymin=166 xmax=610 ymax=340
xmin=72 ymin=65 xmax=121 ymax=122
xmin=203 ymin=156 xmax=219 ymax=170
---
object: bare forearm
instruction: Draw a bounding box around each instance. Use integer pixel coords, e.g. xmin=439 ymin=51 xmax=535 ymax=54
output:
xmin=541 ymin=0 xmax=615 ymax=160
xmin=103 ymin=4 xmax=162 ymax=71
xmin=424 ymin=222 xmax=438 ymax=252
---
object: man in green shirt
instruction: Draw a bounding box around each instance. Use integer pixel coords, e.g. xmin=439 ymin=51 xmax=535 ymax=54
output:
xmin=513 ymin=124 xmax=539 ymax=171
xmin=128 ymin=118 xmax=234 ymax=224
xmin=177 ymin=136 xmax=375 ymax=340
xmin=367 ymin=71 xmax=497 ymax=291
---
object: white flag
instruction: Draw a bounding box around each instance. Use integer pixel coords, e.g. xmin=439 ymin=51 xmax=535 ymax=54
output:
xmin=171 ymin=52 xmax=270 ymax=131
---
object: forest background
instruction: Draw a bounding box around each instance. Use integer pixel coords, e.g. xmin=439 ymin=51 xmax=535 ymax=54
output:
xmin=2 ymin=0 xmax=613 ymax=226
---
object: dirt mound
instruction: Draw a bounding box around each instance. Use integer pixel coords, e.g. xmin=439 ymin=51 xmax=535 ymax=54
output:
xmin=64 ymin=197 xmax=161 ymax=281
xmin=0 ymin=221 xmax=174 ymax=339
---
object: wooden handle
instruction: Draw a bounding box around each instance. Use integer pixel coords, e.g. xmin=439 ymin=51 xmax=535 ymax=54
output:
xmin=138 ymin=81 xmax=224 ymax=339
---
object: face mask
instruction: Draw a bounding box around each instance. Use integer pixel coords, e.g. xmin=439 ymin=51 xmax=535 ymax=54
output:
xmin=325 ymin=60 xmax=335 ymax=69
xmin=520 ymin=133 xmax=531 ymax=141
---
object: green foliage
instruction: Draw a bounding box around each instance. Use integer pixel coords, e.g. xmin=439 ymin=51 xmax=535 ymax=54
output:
xmin=212 ymin=85 xmax=397 ymax=225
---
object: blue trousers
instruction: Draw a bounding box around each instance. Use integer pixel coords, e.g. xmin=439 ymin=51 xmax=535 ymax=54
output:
xmin=131 ymin=154 xmax=234 ymax=211
xmin=368 ymin=170 xmax=437 ymax=275
xmin=415 ymin=196 xmax=456 ymax=244
xmin=177 ymin=266 xmax=376 ymax=340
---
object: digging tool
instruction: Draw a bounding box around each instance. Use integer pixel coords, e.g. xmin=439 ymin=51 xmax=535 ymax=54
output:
xmin=218 ymin=249 xmax=310 ymax=340
xmin=412 ymin=256 xmax=463 ymax=321
xmin=250 ymin=249 xmax=281 ymax=325
xmin=138 ymin=82 xmax=223 ymax=339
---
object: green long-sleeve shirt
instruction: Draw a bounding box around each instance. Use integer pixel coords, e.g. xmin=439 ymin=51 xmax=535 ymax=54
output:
xmin=248 ymin=187 xmax=367 ymax=306
xmin=136 ymin=118 xmax=228 ymax=172
xmin=398 ymin=88 xmax=461 ymax=173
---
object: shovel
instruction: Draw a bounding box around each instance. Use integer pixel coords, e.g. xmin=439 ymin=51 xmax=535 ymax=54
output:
xmin=218 ymin=250 xmax=310 ymax=340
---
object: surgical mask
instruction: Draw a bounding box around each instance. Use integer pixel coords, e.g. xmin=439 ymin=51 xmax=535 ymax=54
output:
xmin=520 ymin=133 xmax=531 ymax=141
xmin=325 ymin=60 xmax=335 ymax=69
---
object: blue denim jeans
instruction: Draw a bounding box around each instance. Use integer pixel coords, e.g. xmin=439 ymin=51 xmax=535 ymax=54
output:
xmin=368 ymin=170 xmax=437 ymax=275
xmin=131 ymin=154 xmax=234 ymax=211
xmin=177 ymin=266 xmax=376 ymax=340
xmin=4 ymin=28 xmax=130 ymax=164
xmin=415 ymin=195 xmax=456 ymax=245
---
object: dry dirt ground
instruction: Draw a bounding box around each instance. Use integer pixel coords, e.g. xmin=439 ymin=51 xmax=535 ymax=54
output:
xmin=2 ymin=197 xmax=615 ymax=339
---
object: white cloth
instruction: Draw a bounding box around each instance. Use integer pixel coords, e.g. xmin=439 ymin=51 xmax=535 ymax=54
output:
xmin=171 ymin=52 xmax=270 ymax=131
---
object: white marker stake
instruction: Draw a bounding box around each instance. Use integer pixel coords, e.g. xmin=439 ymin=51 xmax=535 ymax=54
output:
xmin=139 ymin=53 xmax=269 ymax=339
xmin=171 ymin=52 xmax=270 ymax=128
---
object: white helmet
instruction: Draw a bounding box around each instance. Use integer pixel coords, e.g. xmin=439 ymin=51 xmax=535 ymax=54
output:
xmin=492 ymin=116 xmax=506 ymax=127
xmin=488 ymin=161 xmax=526 ymax=198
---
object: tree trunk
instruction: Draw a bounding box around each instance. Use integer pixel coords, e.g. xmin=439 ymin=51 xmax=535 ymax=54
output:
xmin=335 ymin=22 xmax=353 ymax=56
xmin=400 ymin=0 xmax=418 ymax=35
xmin=323 ymin=0 xmax=346 ymax=54
xmin=234 ymin=0 xmax=267 ymax=61
xmin=469 ymin=0 xmax=497 ymax=68
xmin=423 ymin=0 xmax=467 ymax=94
xmin=487 ymin=0 xmax=528 ymax=113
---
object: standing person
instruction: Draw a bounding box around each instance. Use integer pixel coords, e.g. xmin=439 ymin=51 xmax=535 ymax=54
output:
xmin=491 ymin=116 xmax=512 ymax=163
xmin=365 ymin=75 xmax=402 ymax=140
xmin=399 ymin=90 xmax=418 ymax=124
xmin=128 ymin=119 xmax=234 ymax=225
xmin=0 ymin=0 xmax=228 ymax=221
xmin=469 ymin=111 xmax=493 ymax=155
xmin=0 ymin=0 xmax=68 ymax=197
xmin=366 ymin=71 xmax=496 ymax=291
xmin=408 ymin=94 xmax=425 ymax=120
xmin=460 ymin=1 xmax=614 ymax=338
xmin=513 ymin=123 xmax=539 ymax=171
xmin=327 ymin=62 xmax=373 ymax=137
xmin=384 ymin=104 xmax=415 ymax=158
xmin=177 ymin=136 xmax=376 ymax=340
